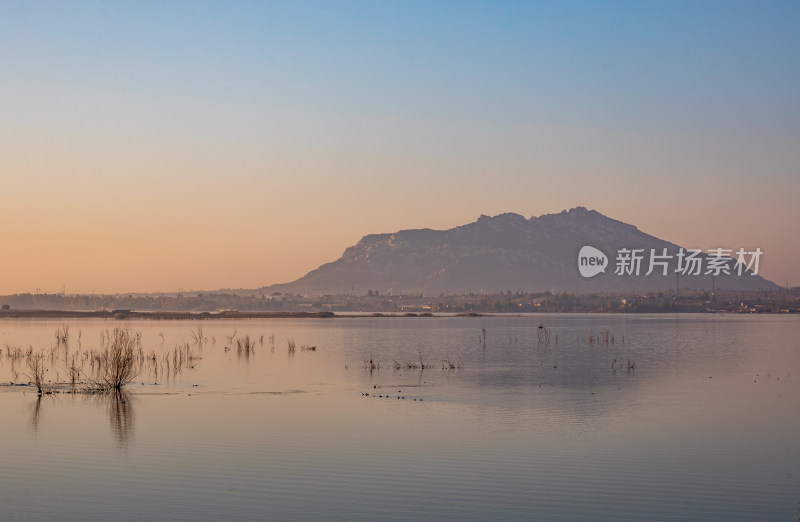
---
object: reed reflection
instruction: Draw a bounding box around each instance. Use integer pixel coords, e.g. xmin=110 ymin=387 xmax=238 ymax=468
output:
xmin=26 ymin=392 xmax=135 ymax=448
xmin=107 ymin=390 xmax=134 ymax=449
xmin=28 ymin=395 xmax=43 ymax=434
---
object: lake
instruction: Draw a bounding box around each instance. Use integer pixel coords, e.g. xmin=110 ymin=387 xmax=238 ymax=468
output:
xmin=1 ymin=314 xmax=798 ymax=521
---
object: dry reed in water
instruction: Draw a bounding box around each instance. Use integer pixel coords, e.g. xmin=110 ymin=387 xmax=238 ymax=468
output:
xmin=26 ymin=352 xmax=46 ymax=395
xmin=88 ymin=328 xmax=142 ymax=392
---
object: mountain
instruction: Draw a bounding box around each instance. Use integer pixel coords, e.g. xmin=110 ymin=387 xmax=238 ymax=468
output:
xmin=260 ymin=207 xmax=778 ymax=295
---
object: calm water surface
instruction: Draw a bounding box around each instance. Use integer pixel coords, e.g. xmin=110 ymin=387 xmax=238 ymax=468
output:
xmin=1 ymin=314 xmax=798 ymax=521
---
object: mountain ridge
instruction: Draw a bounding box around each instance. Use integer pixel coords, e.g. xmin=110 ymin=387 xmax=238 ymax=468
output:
xmin=259 ymin=207 xmax=777 ymax=295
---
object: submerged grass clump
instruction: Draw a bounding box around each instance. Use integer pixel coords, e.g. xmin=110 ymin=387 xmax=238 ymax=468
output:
xmin=54 ymin=324 xmax=70 ymax=344
xmin=392 ymin=349 xmax=434 ymax=370
xmin=441 ymin=354 xmax=464 ymax=370
xmin=388 ymin=349 xmax=462 ymax=371
xmin=588 ymin=329 xmax=616 ymax=345
xmin=237 ymin=336 xmax=256 ymax=357
xmin=88 ymin=328 xmax=143 ymax=392
xmin=5 ymin=325 xmax=202 ymax=394
xmin=191 ymin=326 xmax=206 ymax=345
xmin=610 ymin=355 xmax=637 ymax=375
xmin=537 ymin=325 xmax=551 ymax=345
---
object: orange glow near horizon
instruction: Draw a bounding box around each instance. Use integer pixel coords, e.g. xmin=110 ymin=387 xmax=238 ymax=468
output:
xmin=2 ymin=2 xmax=798 ymax=294
xmin=2 ymin=179 xmax=796 ymax=294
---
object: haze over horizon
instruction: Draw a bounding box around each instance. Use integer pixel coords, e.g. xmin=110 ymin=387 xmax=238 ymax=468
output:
xmin=2 ymin=1 xmax=798 ymax=295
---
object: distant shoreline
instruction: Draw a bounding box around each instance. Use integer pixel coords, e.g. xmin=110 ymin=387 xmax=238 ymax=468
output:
xmin=3 ymin=288 xmax=798 ymax=315
xmin=0 ymin=309 xmax=796 ymax=320
xmin=0 ymin=310 xmax=338 ymax=320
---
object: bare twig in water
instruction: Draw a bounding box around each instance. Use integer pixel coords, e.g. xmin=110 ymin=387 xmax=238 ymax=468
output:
xmin=54 ymin=324 xmax=70 ymax=344
xmin=237 ymin=336 xmax=256 ymax=356
xmin=190 ymin=326 xmax=206 ymax=344
xmin=26 ymin=351 xmax=47 ymax=396
xmin=537 ymin=325 xmax=551 ymax=345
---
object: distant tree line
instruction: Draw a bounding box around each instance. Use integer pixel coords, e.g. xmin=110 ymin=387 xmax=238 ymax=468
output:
xmin=1 ymin=288 xmax=799 ymax=314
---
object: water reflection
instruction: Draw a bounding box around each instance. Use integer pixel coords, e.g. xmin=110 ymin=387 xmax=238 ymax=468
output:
xmin=26 ymin=391 xmax=135 ymax=448
xmin=107 ymin=391 xmax=134 ymax=449
xmin=3 ymin=316 xmax=800 ymax=521
xmin=29 ymin=395 xmax=43 ymax=433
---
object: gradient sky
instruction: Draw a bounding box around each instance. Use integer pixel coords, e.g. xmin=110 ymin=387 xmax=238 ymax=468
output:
xmin=2 ymin=1 xmax=798 ymax=294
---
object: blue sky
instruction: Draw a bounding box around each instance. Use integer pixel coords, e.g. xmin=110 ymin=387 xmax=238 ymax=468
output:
xmin=1 ymin=1 xmax=798 ymax=292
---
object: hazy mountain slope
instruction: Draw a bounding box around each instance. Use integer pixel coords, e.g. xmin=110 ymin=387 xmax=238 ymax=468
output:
xmin=261 ymin=207 xmax=777 ymax=295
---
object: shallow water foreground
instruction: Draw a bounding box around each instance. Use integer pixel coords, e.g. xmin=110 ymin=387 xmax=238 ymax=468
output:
xmin=1 ymin=314 xmax=798 ymax=520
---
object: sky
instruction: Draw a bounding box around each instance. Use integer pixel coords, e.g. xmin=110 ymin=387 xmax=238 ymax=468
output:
xmin=1 ymin=0 xmax=798 ymax=294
